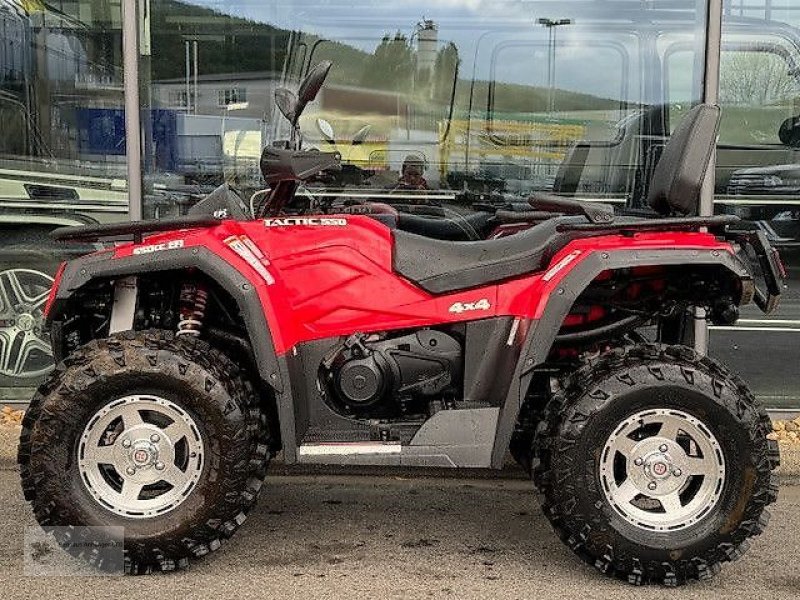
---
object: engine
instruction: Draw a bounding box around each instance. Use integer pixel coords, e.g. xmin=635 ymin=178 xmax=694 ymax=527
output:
xmin=322 ymin=330 xmax=462 ymax=418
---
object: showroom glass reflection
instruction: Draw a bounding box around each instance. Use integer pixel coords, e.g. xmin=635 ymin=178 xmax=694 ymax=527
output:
xmin=4 ymin=1 xmax=800 ymax=407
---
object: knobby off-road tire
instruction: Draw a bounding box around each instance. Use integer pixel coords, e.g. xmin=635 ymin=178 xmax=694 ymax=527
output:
xmin=532 ymin=344 xmax=779 ymax=586
xmin=18 ymin=329 xmax=272 ymax=574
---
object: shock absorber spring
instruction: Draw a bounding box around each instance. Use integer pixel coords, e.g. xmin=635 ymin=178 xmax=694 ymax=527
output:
xmin=177 ymin=282 xmax=208 ymax=337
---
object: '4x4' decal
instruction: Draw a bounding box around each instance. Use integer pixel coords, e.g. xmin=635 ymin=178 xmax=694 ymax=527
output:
xmin=448 ymin=299 xmax=491 ymax=314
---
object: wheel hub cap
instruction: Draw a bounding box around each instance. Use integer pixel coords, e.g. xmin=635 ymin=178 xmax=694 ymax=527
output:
xmin=16 ymin=312 xmax=35 ymax=332
xmin=78 ymin=395 xmax=205 ymax=518
xmin=600 ymin=408 xmax=725 ymax=531
xmin=131 ymin=444 xmax=156 ymax=466
xmin=649 ymin=459 xmax=669 ymax=478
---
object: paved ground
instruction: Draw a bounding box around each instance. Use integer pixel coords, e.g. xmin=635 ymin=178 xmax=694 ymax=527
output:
xmin=0 ymin=470 xmax=798 ymax=600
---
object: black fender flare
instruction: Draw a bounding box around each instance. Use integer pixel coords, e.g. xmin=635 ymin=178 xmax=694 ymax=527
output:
xmin=48 ymin=246 xmax=284 ymax=392
xmin=489 ymin=246 xmax=753 ymax=468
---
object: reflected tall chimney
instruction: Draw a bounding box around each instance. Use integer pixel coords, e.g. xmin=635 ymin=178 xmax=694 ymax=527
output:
xmin=416 ymin=19 xmax=438 ymax=77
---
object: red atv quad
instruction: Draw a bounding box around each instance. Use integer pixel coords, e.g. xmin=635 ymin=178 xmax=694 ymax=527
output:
xmin=19 ymin=62 xmax=784 ymax=585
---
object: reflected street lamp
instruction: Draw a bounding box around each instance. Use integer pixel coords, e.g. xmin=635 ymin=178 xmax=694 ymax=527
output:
xmin=537 ymin=18 xmax=573 ymax=112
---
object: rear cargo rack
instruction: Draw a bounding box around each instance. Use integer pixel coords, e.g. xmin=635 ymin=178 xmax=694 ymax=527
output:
xmin=50 ymin=215 xmax=224 ymax=243
xmin=555 ymin=214 xmax=739 ymax=233
xmin=723 ymin=224 xmax=784 ymax=314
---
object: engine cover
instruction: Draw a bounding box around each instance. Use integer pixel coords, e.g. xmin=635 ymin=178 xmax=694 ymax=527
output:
xmin=325 ymin=330 xmax=462 ymax=417
xmin=336 ymin=356 xmax=386 ymax=405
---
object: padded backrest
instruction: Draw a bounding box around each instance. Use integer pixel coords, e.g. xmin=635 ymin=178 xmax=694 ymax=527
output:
xmin=553 ymin=142 xmax=590 ymax=195
xmin=647 ymin=104 xmax=720 ymax=216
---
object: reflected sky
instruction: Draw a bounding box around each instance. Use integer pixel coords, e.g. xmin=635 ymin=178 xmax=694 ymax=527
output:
xmin=181 ymin=0 xmax=708 ymax=103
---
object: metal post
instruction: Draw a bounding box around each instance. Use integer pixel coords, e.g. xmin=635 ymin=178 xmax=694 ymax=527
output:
xmin=701 ymin=0 xmax=723 ymax=145
xmin=185 ymin=40 xmax=191 ymax=113
xmin=538 ymin=19 xmax=573 ymax=113
xmin=547 ymin=27 xmax=554 ymax=111
xmin=193 ymin=40 xmax=199 ymax=115
xmin=694 ymin=0 xmax=724 ymax=353
xmin=549 ymin=27 xmax=555 ymax=111
xmin=122 ymin=0 xmax=142 ymax=221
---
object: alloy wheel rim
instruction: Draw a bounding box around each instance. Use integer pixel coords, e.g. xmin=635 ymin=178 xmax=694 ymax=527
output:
xmin=0 ymin=268 xmax=54 ymax=379
xmin=599 ymin=408 xmax=725 ymax=531
xmin=78 ymin=395 xmax=205 ymax=518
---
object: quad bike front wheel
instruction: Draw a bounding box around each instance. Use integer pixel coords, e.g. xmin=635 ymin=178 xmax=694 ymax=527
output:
xmin=18 ymin=330 xmax=272 ymax=573
xmin=533 ymin=344 xmax=779 ymax=586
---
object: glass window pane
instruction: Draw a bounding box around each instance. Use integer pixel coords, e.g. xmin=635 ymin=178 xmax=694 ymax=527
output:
xmin=140 ymin=1 xmax=708 ymax=220
xmin=0 ymin=1 xmax=128 ymax=398
xmin=712 ymin=1 xmax=800 ymax=409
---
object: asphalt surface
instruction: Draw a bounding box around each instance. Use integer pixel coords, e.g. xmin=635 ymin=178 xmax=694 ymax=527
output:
xmin=0 ymin=470 xmax=798 ymax=599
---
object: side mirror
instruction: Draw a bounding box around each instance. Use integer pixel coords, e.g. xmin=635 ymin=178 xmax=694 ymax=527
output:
xmin=295 ymin=61 xmax=333 ymax=119
xmin=316 ymin=118 xmax=336 ymax=143
xmin=274 ymin=88 xmax=298 ymax=125
xmin=352 ymin=125 xmax=371 ymax=145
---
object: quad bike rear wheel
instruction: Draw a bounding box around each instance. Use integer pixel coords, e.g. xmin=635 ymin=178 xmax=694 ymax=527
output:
xmin=18 ymin=330 xmax=272 ymax=573
xmin=533 ymin=344 xmax=779 ymax=586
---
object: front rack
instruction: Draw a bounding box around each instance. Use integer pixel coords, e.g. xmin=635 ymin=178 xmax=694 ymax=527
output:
xmin=50 ymin=215 xmax=224 ymax=244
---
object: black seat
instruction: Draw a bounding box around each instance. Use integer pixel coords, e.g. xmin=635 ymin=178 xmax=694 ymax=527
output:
xmin=392 ymin=104 xmax=721 ymax=295
xmin=396 ymin=212 xmax=493 ymax=241
xmin=393 ymin=216 xmax=582 ymax=294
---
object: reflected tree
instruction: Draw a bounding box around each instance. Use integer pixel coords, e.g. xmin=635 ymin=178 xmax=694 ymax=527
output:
xmin=433 ymin=42 xmax=459 ymax=102
xmin=361 ymin=32 xmax=414 ymax=91
xmin=720 ymin=51 xmax=796 ymax=105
